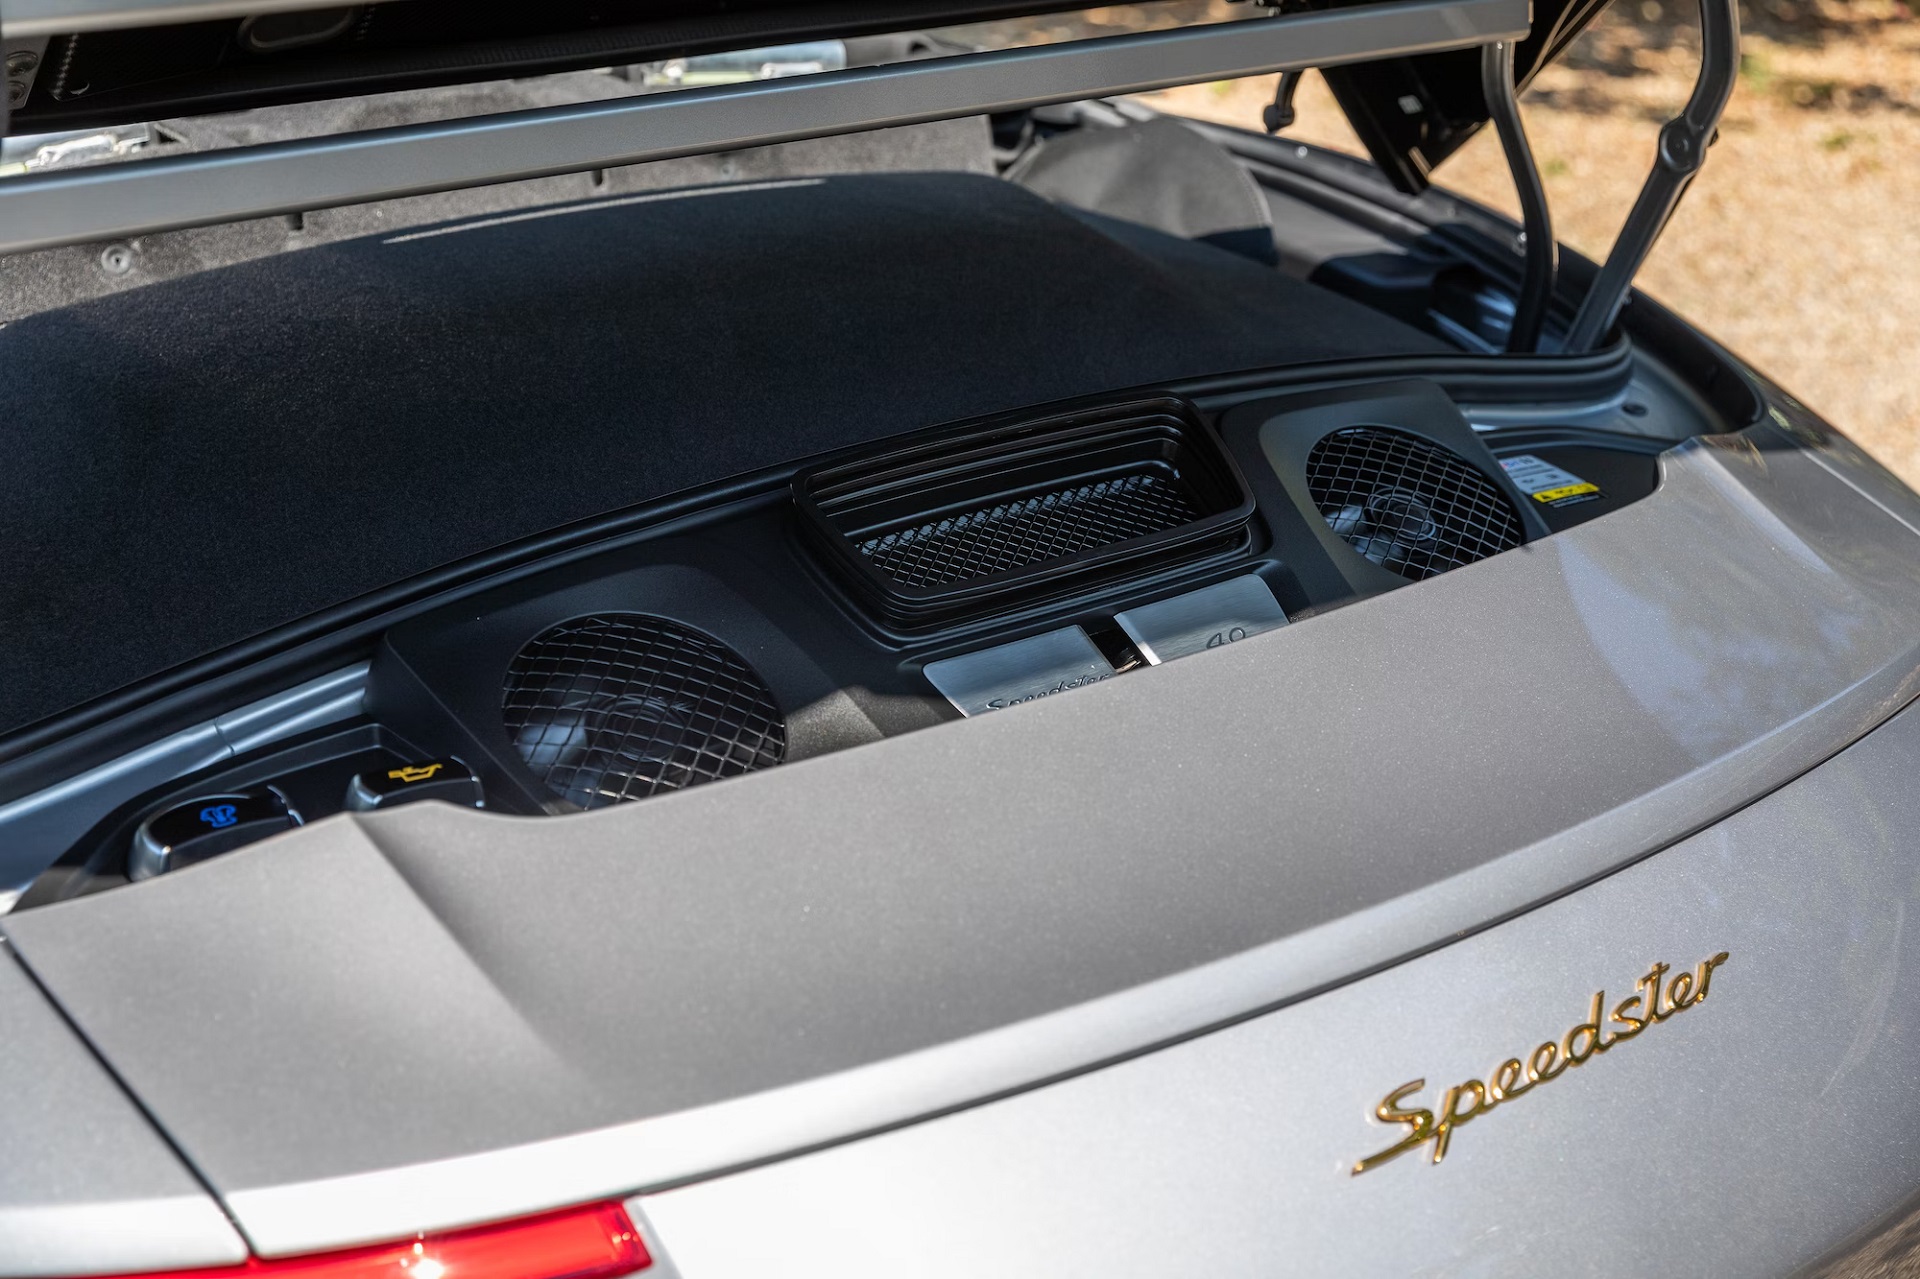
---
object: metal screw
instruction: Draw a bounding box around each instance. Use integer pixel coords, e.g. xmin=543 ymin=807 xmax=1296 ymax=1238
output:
xmin=5 ymin=79 xmax=25 ymax=107
xmin=5 ymin=49 xmax=38 ymax=74
xmin=99 ymin=244 xmax=135 ymax=276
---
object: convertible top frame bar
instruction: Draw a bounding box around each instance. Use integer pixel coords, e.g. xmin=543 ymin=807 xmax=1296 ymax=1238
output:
xmin=0 ymin=0 xmax=1528 ymax=258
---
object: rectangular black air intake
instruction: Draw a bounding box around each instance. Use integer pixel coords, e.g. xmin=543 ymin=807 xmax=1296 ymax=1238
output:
xmin=795 ymin=398 xmax=1254 ymax=629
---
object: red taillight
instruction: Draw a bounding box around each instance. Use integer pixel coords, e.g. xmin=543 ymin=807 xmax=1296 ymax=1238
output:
xmin=99 ymin=1202 xmax=650 ymax=1279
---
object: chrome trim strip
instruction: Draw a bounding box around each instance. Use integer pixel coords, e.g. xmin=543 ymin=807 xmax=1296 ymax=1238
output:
xmin=0 ymin=0 xmax=1530 ymax=257
xmin=0 ymin=664 xmax=367 ymax=909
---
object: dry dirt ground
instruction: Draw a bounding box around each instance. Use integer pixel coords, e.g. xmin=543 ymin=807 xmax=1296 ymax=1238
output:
xmin=991 ymin=3 xmax=1920 ymax=486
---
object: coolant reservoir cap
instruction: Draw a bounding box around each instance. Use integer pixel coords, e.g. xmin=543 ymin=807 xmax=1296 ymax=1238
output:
xmin=129 ymin=789 xmax=295 ymax=881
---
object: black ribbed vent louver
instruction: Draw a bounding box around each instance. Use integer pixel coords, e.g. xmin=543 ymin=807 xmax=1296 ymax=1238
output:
xmin=502 ymin=614 xmax=785 ymax=811
xmin=1305 ymin=427 xmax=1524 ymax=581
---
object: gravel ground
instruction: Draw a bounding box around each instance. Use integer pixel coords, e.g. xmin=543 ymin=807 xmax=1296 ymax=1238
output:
xmin=1069 ymin=2 xmax=1920 ymax=486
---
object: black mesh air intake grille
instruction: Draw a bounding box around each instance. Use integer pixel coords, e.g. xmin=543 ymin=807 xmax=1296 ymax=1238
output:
xmin=1305 ymin=427 xmax=1524 ymax=581
xmin=502 ymin=613 xmax=785 ymax=811
xmin=796 ymin=398 xmax=1255 ymax=629
xmin=858 ymin=473 xmax=1201 ymax=589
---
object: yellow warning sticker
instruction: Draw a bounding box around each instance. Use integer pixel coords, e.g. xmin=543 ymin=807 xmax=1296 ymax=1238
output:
xmin=1500 ymin=455 xmax=1605 ymax=509
xmin=1531 ymin=482 xmax=1601 ymax=504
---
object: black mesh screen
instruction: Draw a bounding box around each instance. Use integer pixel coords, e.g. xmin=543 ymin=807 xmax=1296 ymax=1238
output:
xmin=858 ymin=473 xmax=1200 ymax=589
xmin=502 ymin=614 xmax=785 ymax=811
xmin=1305 ymin=427 xmax=1523 ymax=581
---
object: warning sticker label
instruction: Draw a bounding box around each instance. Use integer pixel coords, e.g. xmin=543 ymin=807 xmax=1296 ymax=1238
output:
xmin=1500 ymin=454 xmax=1603 ymax=508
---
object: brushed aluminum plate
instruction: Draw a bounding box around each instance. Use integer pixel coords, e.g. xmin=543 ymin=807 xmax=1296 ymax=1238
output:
xmin=1113 ymin=576 xmax=1288 ymax=666
xmin=923 ymin=627 xmax=1117 ymax=717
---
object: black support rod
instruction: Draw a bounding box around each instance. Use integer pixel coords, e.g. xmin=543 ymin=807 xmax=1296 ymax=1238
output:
xmin=1563 ymin=0 xmax=1740 ymax=351
xmin=1479 ymin=39 xmax=1555 ymax=354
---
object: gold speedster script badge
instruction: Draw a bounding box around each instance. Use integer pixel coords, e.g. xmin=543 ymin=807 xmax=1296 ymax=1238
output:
xmin=1352 ymin=951 xmax=1729 ymax=1175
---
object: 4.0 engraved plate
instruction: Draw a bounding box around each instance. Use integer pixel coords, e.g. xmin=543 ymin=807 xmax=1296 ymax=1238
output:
xmin=1113 ymin=575 xmax=1288 ymax=666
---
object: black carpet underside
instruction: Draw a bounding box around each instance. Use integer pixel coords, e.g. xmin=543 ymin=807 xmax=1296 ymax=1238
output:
xmin=0 ymin=171 xmax=1444 ymax=736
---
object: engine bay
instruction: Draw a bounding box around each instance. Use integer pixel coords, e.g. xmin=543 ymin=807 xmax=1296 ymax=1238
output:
xmin=0 ymin=115 xmax=1709 ymax=911
xmin=21 ymin=2 xmax=1920 ymax=1271
xmin=11 ymin=355 xmax=1671 ymax=906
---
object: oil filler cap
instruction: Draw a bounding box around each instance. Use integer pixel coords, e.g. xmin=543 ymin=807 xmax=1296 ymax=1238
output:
xmin=345 ymin=759 xmax=483 ymax=812
xmin=130 ymin=790 xmax=295 ymax=881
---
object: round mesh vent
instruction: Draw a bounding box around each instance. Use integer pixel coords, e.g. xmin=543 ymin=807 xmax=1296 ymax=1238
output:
xmin=1305 ymin=427 xmax=1524 ymax=581
xmin=502 ymin=614 xmax=786 ymax=811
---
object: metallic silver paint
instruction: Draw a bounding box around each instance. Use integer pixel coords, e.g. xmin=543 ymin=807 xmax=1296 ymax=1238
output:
xmin=641 ymin=689 xmax=1920 ymax=1279
xmin=0 ymin=946 xmax=247 ymax=1275
xmin=9 ymin=418 xmax=1920 ymax=1257
xmin=0 ymin=0 xmax=1531 ymax=257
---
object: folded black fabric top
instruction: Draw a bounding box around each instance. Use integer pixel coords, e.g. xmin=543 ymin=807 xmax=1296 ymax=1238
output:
xmin=0 ymin=171 xmax=1444 ymax=736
